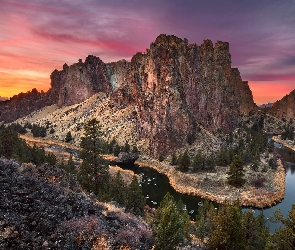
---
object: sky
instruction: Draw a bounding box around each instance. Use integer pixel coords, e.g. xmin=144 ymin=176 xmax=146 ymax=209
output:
xmin=0 ymin=0 xmax=294 ymax=104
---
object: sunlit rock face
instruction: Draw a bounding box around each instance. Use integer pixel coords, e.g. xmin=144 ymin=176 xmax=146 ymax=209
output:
xmin=50 ymin=55 xmax=112 ymax=107
xmin=270 ymin=90 xmax=295 ymax=120
xmin=114 ymin=34 xmax=256 ymax=156
xmin=0 ymin=34 xmax=257 ymax=157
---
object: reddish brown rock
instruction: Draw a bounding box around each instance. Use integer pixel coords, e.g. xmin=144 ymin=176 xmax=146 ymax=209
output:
xmin=0 ymin=34 xmax=257 ymax=158
xmin=270 ymin=89 xmax=295 ymax=120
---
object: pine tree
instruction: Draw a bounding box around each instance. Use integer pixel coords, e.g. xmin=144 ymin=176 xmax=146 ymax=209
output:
xmin=123 ymin=140 xmax=130 ymax=152
xmin=227 ymin=154 xmax=246 ymax=187
xmin=267 ymin=205 xmax=295 ymax=249
xmin=152 ymin=193 xmax=190 ymax=250
xmin=207 ymin=201 xmax=246 ymax=250
xmin=65 ymin=155 xmax=76 ymax=173
xmin=110 ymin=171 xmax=127 ymax=206
xmin=243 ymin=210 xmax=269 ymax=250
xmin=171 ymin=152 xmax=178 ymax=166
xmin=126 ymin=175 xmax=145 ymax=215
xmin=65 ymin=131 xmax=72 ymax=142
xmin=192 ymin=151 xmax=205 ymax=172
xmin=178 ymin=150 xmax=190 ymax=172
xmin=79 ymin=118 xmax=109 ymax=198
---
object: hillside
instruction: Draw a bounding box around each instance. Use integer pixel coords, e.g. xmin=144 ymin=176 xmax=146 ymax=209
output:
xmin=1 ymin=34 xmax=257 ymax=157
xmin=0 ymin=158 xmax=152 ymax=249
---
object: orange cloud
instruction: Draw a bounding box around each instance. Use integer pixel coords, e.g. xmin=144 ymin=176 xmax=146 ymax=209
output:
xmin=248 ymin=81 xmax=294 ymax=105
xmin=0 ymin=72 xmax=50 ymax=98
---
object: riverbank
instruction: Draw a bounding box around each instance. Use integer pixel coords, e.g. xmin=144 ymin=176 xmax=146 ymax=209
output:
xmin=19 ymin=135 xmax=286 ymax=208
xmin=272 ymin=136 xmax=295 ymax=153
xmin=135 ymin=156 xmax=285 ymax=208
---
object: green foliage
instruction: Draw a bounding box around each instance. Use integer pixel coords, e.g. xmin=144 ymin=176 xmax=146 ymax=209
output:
xmin=281 ymin=125 xmax=294 ymax=140
xmin=64 ymin=155 xmax=76 ymax=173
xmin=152 ymin=193 xmax=190 ymax=250
xmin=0 ymin=127 xmax=19 ymax=159
xmin=7 ymin=123 xmax=27 ymax=134
xmin=109 ymin=171 xmax=127 ymax=206
xmin=192 ymin=151 xmax=205 ymax=172
xmin=243 ymin=210 xmax=269 ymax=250
xmin=126 ymin=175 xmax=145 ymax=215
xmin=227 ymin=154 xmax=246 ymax=187
xmin=158 ymin=154 xmax=165 ymax=162
xmin=131 ymin=145 xmax=139 ymax=154
xmin=195 ymin=200 xmax=217 ymax=241
xmin=170 ymin=153 xmax=178 ymax=166
xmin=216 ymin=148 xmax=231 ymax=166
xmin=113 ymin=144 xmax=121 ymax=156
xmin=267 ymin=205 xmax=295 ymax=249
xmin=206 ymin=201 xmax=246 ymax=250
xmin=64 ymin=131 xmax=72 ymax=142
xmin=177 ymin=150 xmax=190 ymax=172
xmin=31 ymin=124 xmax=46 ymax=137
xmin=123 ymin=140 xmax=130 ymax=152
xmin=79 ymin=118 xmax=109 ymax=198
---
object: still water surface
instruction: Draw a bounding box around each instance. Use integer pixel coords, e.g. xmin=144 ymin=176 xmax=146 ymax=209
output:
xmin=118 ymin=143 xmax=295 ymax=231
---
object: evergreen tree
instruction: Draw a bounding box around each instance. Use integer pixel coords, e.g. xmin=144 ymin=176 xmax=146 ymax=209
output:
xmin=110 ymin=171 xmax=127 ymax=206
xmin=207 ymin=201 xmax=246 ymax=250
xmin=192 ymin=151 xmax=205 ymax=172
xmin=216 ymin=148 xmax=230 ymax=166
xmin=46 ymin=152 xmax=57 ymax=166
xmin=243 ymin=210 xmax=269 ymax=250
xmin=267 ymin=205 xmax=295 ymax=249
xmin=65 ymin=155 xmax=76 ymax=173
xmin=113 ymin=144 xmax=121 ymax=156
xmin=123 ymin=140 xmax=130 ymax=152
xmin=79 ymin=118 xmax=109 ymax=198
xmin=131 ymin=145 xmax=139 ymax=154
xmin=171 ymin=152 xmax=178 ymax=166
xmin=126 ymin=175 xmax=145 ymax=215
xmin=0 ymin=127 xmax=18 ymax=158
xmin=178 ymin=150 xmax=190 ymax=172
xmin=227 ymin=154 xmax=246 ymax=187
xmin=64 ymin=131 xmax=72 ymax=142
xmin=195 ymin=200 xmax=216 ymax=241
xmin=152 ymin=193 xmax=190 ymax=250
xmin=108 ymin=138 xmax=117 ymax=154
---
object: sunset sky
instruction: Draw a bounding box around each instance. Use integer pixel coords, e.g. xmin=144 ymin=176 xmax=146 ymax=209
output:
xmin=0 ymin=0 xmax=294 ymax=104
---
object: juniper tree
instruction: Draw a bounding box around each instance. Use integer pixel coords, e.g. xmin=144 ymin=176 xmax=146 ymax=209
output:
xmin=126 ymin=175 xmax=145 ymax=215
xmin=65 ymin=131 xmax=72 ymax=142
xmin=152 ymin=192 xmax=190 ymax=250
xmin=227 ymin=154 xmax=246 ymax=187
xmin=79 ymin=118 xmax=109 ymax=198
xmin=206 ymin=201 xmax=246 ymax=250
xmin=110 ymin=171 xmax=127 ymax=206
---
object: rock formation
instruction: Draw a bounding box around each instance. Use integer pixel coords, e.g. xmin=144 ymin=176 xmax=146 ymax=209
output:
xmin=269 ymin=89 xmax=295 ymax=120
xmin=0 ymin=34 xmax=257 ymax=157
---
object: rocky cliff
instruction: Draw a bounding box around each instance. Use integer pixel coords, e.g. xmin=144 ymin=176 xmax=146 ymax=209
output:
xmin=1 ymin=34 xmax=257 ymax=157
xmin=118 ymin=35 xmax=257 ymax=156
xmin=269 ymin=89 xmax=295 ymax=120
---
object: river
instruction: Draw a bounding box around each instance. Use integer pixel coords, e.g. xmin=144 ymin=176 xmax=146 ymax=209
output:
xmin=117 ymin=143 xmax=295 ymax=231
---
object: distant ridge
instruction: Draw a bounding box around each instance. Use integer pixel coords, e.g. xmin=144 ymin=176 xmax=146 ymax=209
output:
xmin=0 ymin=96 xmax=8 ymax=101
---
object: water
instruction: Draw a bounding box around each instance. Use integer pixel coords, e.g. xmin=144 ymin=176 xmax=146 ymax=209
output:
xmin=117 ymin=144 xmax=295 ymax=231
xmin=116 ymin=163 xmax=217 ymax=220
xmin=249 ymin=145 xmax=295 ymax=231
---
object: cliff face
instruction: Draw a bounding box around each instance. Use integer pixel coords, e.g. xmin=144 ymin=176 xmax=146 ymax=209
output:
xmin=270 ymin=89 xmax=295 ymax=120
xmin=0 ymin=89 xmax=55 ymax=123
xmin=51 ymin=55 xmax=112 ymax=106
xmin=0 ymin=34 xmax=257 ymax=157
xmin=120 ymin=35 xmax=256 ymax=155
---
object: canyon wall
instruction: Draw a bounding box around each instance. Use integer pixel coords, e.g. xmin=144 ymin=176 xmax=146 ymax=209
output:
xmin=0 ymin=34 xmax=257 ymax=156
